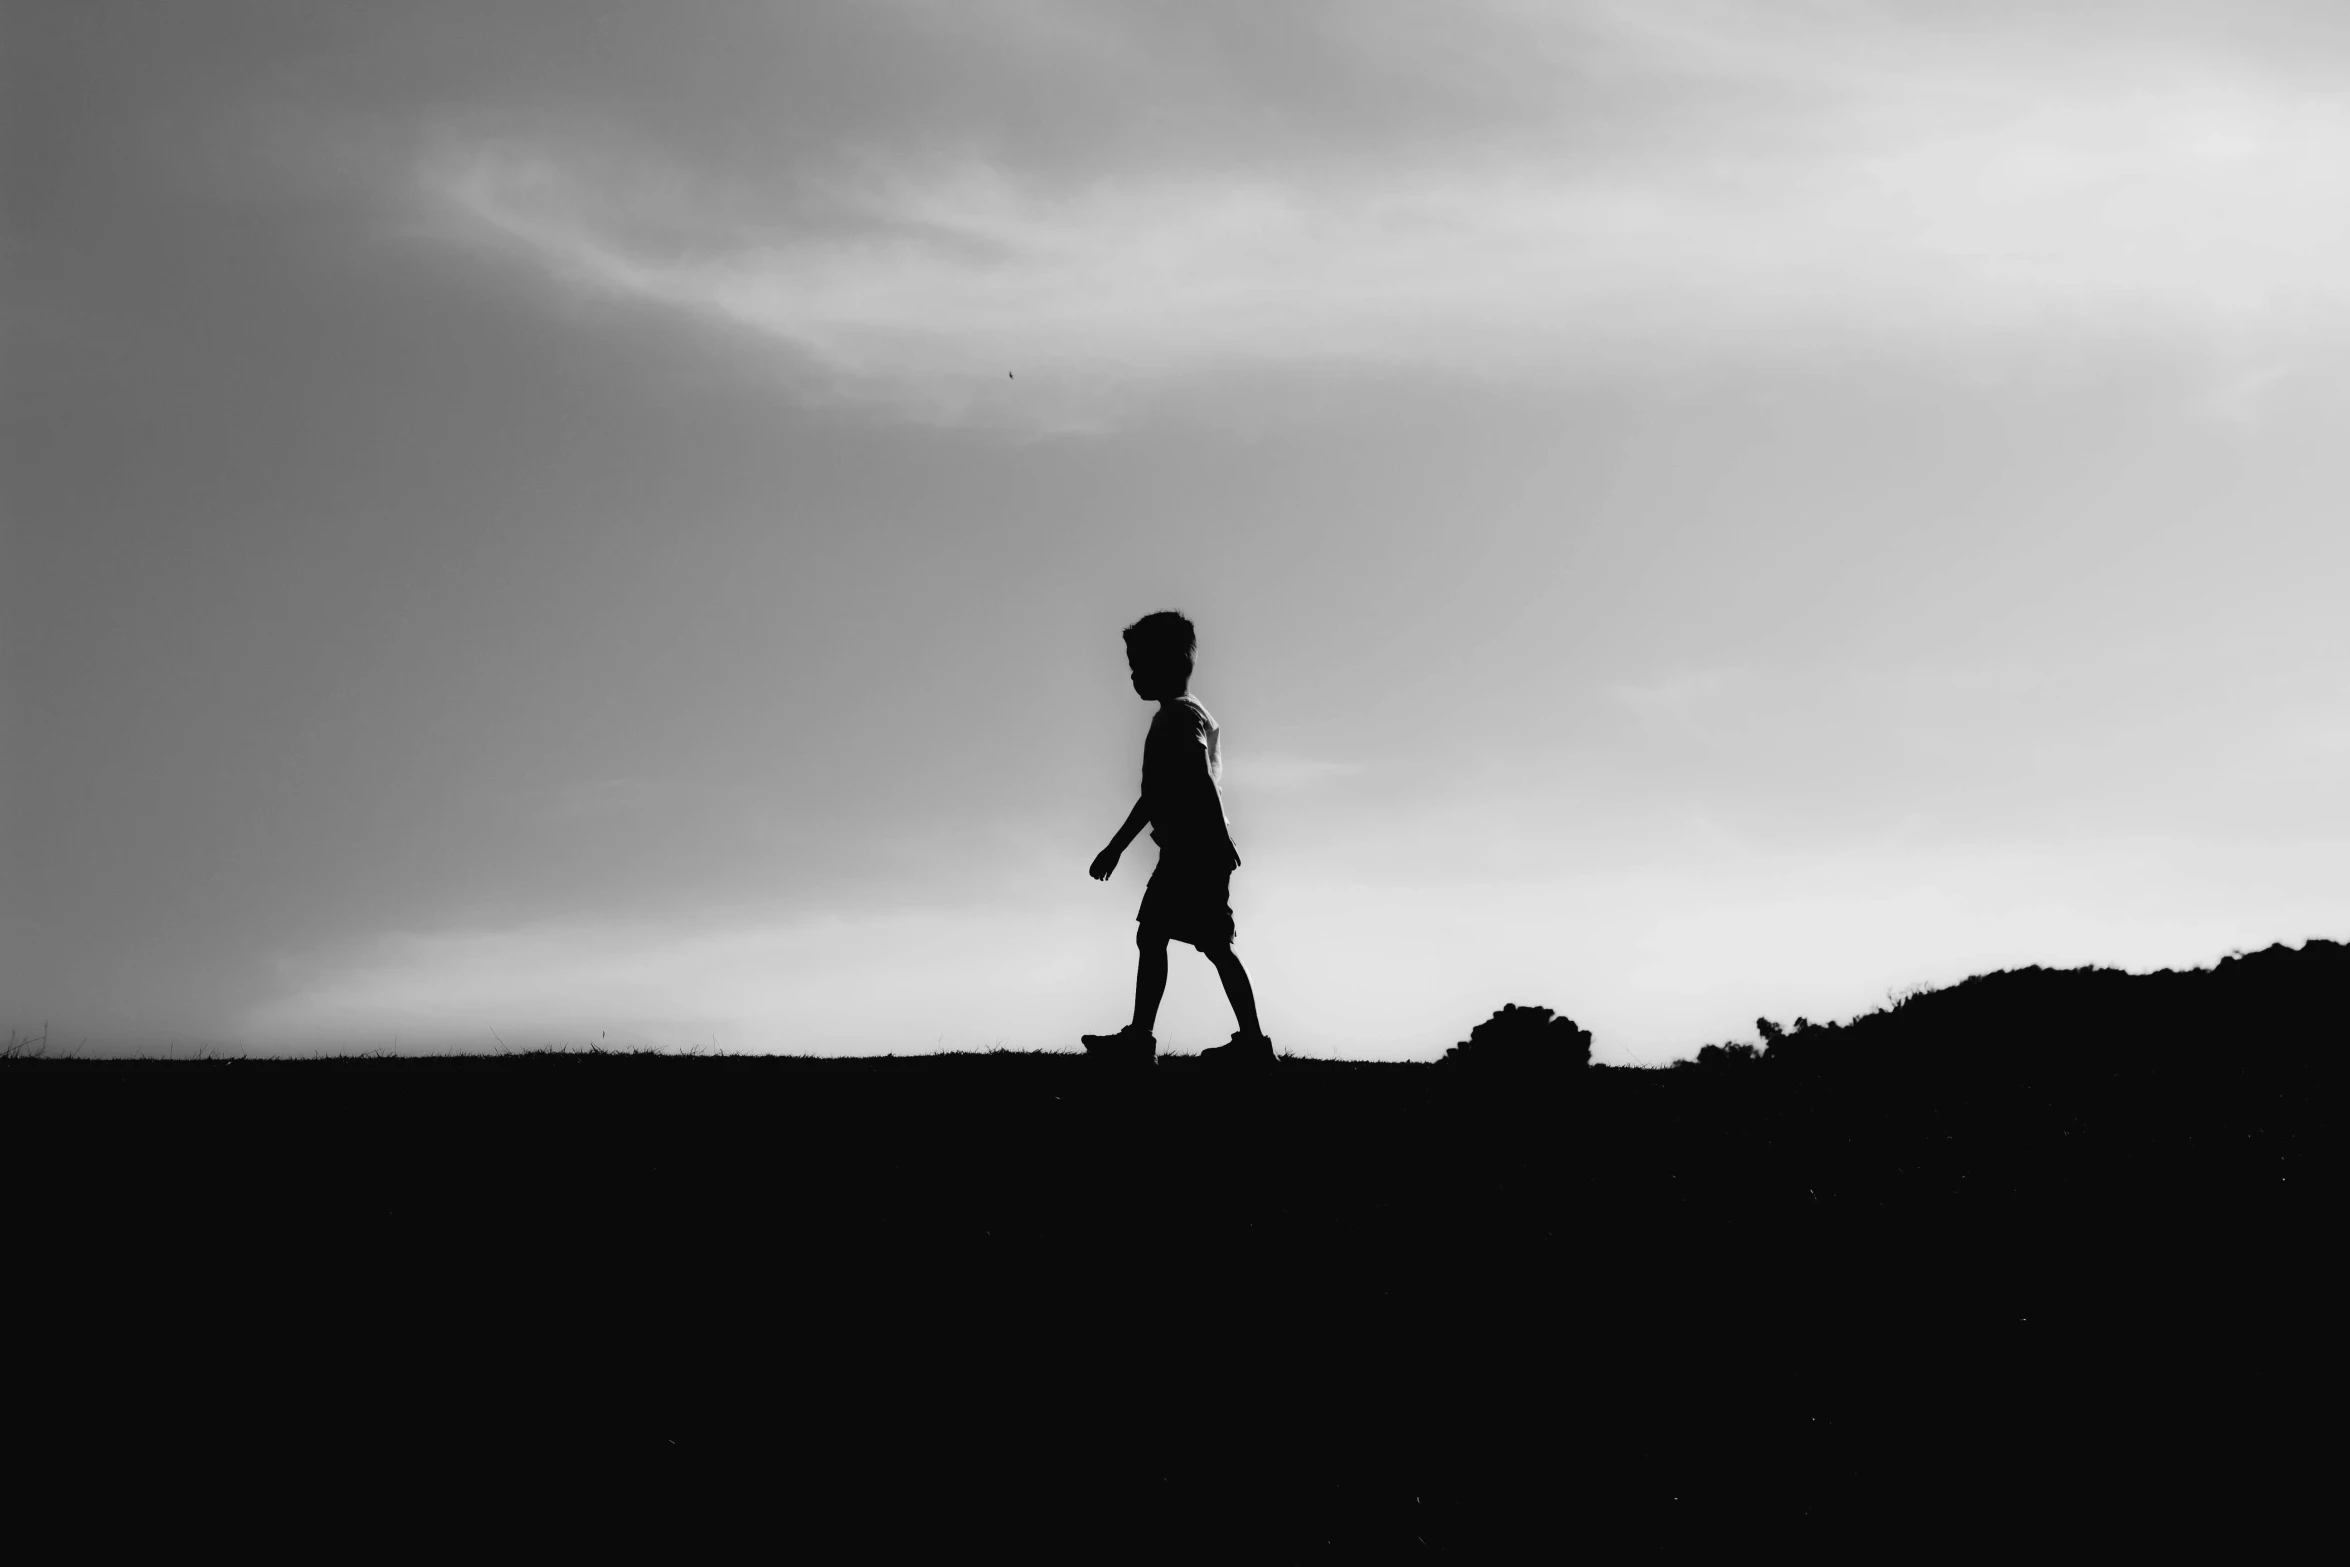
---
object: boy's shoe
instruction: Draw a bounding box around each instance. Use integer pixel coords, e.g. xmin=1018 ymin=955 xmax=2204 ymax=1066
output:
xmin=1080 ymin=1027 xmax=1156 ymax=1068
xmin=1198 ymin=1031 xmax=1276 ymax=1070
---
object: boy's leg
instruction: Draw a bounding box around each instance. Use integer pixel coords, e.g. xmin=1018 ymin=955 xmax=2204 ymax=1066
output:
xmin=1203 ymin=944 xmax=1263 ymax=1041
xmin=1133 ymin=929 xmax=1170 ymax=1035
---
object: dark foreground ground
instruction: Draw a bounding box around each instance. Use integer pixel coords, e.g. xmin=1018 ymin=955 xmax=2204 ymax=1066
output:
xmin=9 ymin=942 xmax=2336 ymax=1552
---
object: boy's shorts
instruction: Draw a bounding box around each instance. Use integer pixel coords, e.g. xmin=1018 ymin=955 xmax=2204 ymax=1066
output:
xmin=1137 ymin=852 xmax=1236 ymax=950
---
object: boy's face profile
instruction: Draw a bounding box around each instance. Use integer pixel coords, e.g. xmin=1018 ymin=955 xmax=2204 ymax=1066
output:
xmin=1127 ymin=648 xmax=1187 ymax=702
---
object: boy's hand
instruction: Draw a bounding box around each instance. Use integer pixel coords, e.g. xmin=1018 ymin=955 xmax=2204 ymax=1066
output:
xmin=1089 ymin=846 xmax=1121 ymax=881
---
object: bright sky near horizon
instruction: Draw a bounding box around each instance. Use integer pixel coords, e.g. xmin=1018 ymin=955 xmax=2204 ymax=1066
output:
xmin=8 ymin=1 xmax=2348 ymax=1061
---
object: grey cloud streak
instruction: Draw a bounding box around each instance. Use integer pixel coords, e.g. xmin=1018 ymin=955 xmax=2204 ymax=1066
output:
xmin=416 ymin=1 xmax=2350 ymax=428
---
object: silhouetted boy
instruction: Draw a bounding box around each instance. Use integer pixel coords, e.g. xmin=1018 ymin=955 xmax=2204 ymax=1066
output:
xmin=1083 ymin=611 xmax=1273 ymax=1069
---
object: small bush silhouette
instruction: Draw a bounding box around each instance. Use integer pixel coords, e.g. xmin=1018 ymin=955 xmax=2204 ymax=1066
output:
xmin=1444 ymin=1003 xmax=1592 ymax=1076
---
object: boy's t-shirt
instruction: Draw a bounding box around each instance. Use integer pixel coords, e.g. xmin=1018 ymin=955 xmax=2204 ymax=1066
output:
xmin=1142 ymin=696 xmax=1232 ymax=861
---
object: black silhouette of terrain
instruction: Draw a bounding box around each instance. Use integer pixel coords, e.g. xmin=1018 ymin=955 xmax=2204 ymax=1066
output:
xmin=9 ymin=940 xmax=2335 ymax=1549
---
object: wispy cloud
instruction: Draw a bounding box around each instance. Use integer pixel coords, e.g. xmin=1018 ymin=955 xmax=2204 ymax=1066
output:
xmin=417 ymin=2 xmax=2350 ymax=426
xmin=1229 ymin=752 xmax=1364 ymax=792
xmin=242 ymin=905 xmax=1120 ymax=1055
xmin=1607 ymin=668 xmax=1757 ymax=732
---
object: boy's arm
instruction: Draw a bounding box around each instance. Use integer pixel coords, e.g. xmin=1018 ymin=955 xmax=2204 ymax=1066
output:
xmin=1185 ymin=731 xmax=1242 ymax=871
xmin=1090 ymin=797 xmax=1151 ymax=881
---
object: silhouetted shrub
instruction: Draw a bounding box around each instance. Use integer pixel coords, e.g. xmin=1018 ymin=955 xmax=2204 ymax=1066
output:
xmin=1444 ymin=1004 xmax=1592 ymax=1077
xmin=1726 ymin=940 xmax=2348 ymax=1129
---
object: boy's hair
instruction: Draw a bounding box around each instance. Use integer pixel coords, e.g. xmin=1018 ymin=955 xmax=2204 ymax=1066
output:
xmin=1122 ymin=610 xmax=1197 ymax=670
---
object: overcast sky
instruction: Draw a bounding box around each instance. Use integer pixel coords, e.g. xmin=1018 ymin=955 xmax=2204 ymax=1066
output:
xmin=8 ymin=0 xmax=2347 ymax=1060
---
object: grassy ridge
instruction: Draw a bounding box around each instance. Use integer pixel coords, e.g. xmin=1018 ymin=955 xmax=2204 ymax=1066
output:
xmin=9 ymin=941 xmax=2333 ymax=1549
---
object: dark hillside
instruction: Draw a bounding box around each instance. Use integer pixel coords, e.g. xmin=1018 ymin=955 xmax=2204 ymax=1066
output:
xmin=8 ymin=940 xmax=2335 ymax=1549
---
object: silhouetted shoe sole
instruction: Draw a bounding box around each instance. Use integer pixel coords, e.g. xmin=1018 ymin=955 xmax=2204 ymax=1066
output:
xmin=1080 ymin=1032 xmax=1155 ymax=1068
xmin=1197 ymin=1037 xmax=1276 ymax=1070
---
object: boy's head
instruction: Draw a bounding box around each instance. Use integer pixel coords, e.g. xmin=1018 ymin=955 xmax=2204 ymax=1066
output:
xmin=1122 ymin=610 xmax=1196 ymax=701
